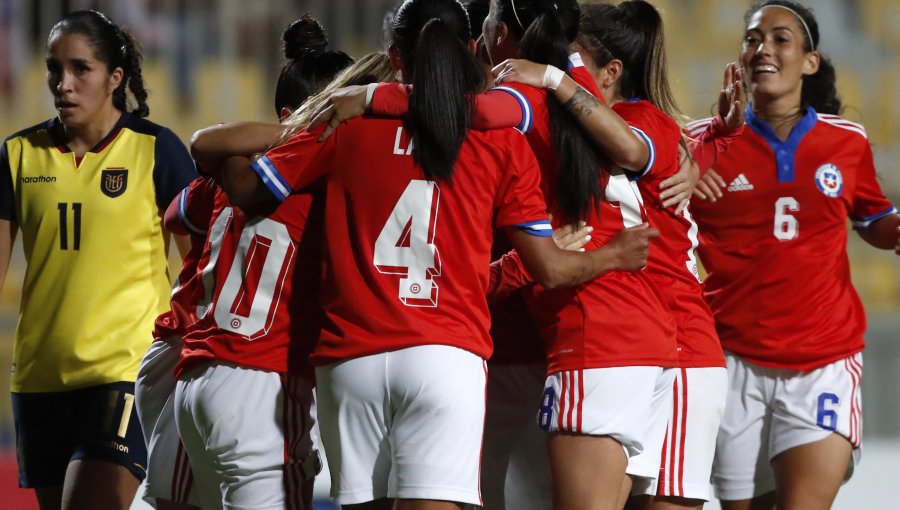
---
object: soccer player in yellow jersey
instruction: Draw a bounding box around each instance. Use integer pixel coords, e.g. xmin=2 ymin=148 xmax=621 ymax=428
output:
xmin=0 ymin=11 xmax=196 ymax=510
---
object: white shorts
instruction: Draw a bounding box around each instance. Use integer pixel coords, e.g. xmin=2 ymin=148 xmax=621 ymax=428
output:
xmin=174 ymin=362 xmax=318 ymax=510
xmin=135 ymin=337 xmax=198 ymax=507
xmin=712 ymin=352 xmax=863 ymax=501
xmin=315 ymin=345 xmax=487 ymax=506
xmin=480 ymin=362 xmax=551 ymax=510
xmin=630 ymin=367 xmax=727 ymax=500
xmin=539 ymin=366 xmax=675 ymax=460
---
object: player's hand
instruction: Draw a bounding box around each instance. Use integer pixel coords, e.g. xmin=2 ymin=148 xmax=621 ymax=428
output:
xmin=607 ymin=223 xmax=659 ymax=271
xmin=308 ymin=85 xmax=370 ymax=141
xmin=894 ymin=225 xmax=900 ymax=255
xmin=492 ymin=59 xmax=547 ymax=88
xmin=718 ymin=62 xmax=746 ymax=131
xmin=694 ymin=168 xmax=727 ymax=202
xmin=552 ymin=219 xmax=593 ymax=251
xmin=659 ymin=145 xmax=699 ymax=214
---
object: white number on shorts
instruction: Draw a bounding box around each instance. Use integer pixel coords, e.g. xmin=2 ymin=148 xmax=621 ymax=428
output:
xmin=213 ymin=217 xmax=296 ymax=340
xmin=604 ymin=173 xmax=645 ymax=228
xmin=196 ymin=207 xmax=233 ymax=319
xmin=374 ymin=180 xmax=442 ymax=307
xmin=774 ymin=196 xmax=799 ymax=241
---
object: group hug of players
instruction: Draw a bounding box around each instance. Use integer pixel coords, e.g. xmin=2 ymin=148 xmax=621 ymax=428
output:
xmin=3 ymin=1 xmax=900 ymax=510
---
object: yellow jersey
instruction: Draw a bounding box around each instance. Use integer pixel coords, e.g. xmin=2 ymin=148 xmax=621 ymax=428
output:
xmin=1 ymin=114 xmax=197 ymax=392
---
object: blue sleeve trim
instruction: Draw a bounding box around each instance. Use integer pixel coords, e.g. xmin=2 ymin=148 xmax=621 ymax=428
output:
xmin=489 ymin=86 xmax=533 ymax=134
xmin=515 ymin=219 xmax=554 ymax=237
xmin=629 ymin=126 xmax=655 ymax=180
xmin=177 ymin=187 xmax=206 ymax=236
xmin=251 ymin=155 xmax=291 ymax=202
xmin=851 ymin=206 xmax=899 ymax=230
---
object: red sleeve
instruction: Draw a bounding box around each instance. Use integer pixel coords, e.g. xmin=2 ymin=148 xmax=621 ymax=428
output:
xmin=250 ymin=124 xmax=336 ymax=201
xmin=848 ymin=140 xmax=898 ymax=230
xmin=684 ymin=115 xmax=745 ymax=173
xmin=371 ymin=82 xmax=532 ymax=132
xmin=164 ymin=177 xmax=218 ymax=236
xmin=613 ymin=102 xmax=681 ymax=180
xmin=487 ymin=250 xmax=533 ymax=303
xmin=493 ymin=133 xmax=550 ymax=229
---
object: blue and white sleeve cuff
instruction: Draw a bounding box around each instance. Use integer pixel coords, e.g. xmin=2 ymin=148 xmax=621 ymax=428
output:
xmin=515 ymin=219 xmax=554 ymax=237
xmin=488 ymin=86 xmax=533 ymax=134
xmin=177 ymin=187 xmax=206 ymax=236
xmin=251 ymin=155 xmax=292 ymax=202
xmin=629 ymin=126 xmax=655 ymax=180
xmin=568 ymin=52 xmax=584 ymax=70
xmin=851 ymin=206 xmax=898 ymax=230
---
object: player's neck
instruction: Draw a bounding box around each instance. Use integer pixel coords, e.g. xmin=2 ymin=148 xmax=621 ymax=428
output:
xmin=752 ymin=95 xmax=806 ymax=141
xmin=58 ymin=107 xmax=123 ymax=157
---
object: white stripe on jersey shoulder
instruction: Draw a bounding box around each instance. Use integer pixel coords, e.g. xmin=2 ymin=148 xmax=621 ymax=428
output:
xmin=817 ymin=114 xmax=867 ymax=139
xmin=177 ymin=187 xmax=206 ymax=236
xmin=488 ymin=86 xmax=533 ymax=134
xmin=567 ymin=52 xmax=585 ymax=69
xmin=686 ymin=117 xmax=715 ymax=137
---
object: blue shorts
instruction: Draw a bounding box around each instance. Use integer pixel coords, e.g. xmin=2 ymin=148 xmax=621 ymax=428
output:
xmin=13 ymin=381 xmax=148 ymax=488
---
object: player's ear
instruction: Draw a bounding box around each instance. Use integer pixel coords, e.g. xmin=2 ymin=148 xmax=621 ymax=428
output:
xmin=279 ymin=107 xmax=293 ymax=122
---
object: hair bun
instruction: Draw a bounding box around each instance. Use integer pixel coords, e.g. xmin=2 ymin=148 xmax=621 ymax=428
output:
xmin=283 ymin=15 xmax=328 ymax=60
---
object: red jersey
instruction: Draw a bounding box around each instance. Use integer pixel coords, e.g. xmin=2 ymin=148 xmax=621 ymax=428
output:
xmin=177 ymin=191 xmax=324 ymax=378
xmin=507 ymin=78 xmax=677 ymax=372
xmin=153 ymin=177 xmax=228 ymax=340
xmin=690 ymin=107 xmax=898 ymax=370
xmin=615 ymin=100 xmax=724 ymax=368
xmin=253 ymin=120 xmax=550 ymax=365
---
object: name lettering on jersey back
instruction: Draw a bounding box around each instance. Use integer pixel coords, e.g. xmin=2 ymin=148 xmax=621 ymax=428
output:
xmin=393 ymin=127 xmax=414 ymax=156
xmin=21 ymin=176 xmax=57 ymax=184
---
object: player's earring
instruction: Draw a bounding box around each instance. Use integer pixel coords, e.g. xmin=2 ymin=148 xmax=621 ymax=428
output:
xmin=497 ymin=36 xmax=502 ymax=45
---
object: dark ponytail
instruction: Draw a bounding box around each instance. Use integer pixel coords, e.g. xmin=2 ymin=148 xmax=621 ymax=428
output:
xmin=498 ymin=0 xmax=604 ymax=223
xmin=49 ymin=10 xmax=150 ymax=117
xmin=275 ymin=15 xmax=353 ymax=114
xmin=393 ymin=0 xmax=485 ymax=181
xmin=745 ymin=0 xmax=841 ymax=114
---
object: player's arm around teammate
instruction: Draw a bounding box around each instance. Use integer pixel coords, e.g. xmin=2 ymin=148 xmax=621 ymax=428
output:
xmin=688 ymin=2 xmax=900 ymax=510
xmin=0 ymin=10 xmax=197 ymax=510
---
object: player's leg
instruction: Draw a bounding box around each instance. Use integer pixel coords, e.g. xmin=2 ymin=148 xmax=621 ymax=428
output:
xmin=771 ymin=434 xmax=851 ymax=510
xmin=61 ymin=459 xmax=140 ymax=510
xmin=134 ymin=337 xmax=201 ymax=510
xmin=542 ymin=367 xmax=666 ymax=510
xmin=767 ymin=353 xmax=862 ymax=510
xmin=548 ymin=433 xmax=627 ymax=510
xmin=481 ymin=362 xmax=550 ymax=510
xmin=343 ymin=499 xmax=393 ymax=510
xmin=711 ymin=354 xmax=776 ymax=510
xmin=388 ymin=346 xmax=487 ymax=508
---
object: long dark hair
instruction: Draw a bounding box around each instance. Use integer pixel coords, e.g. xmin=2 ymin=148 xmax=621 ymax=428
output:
xmin=577 ymin=1 xmax=683 ymax=122
xmin=392 ymin=0 xmax=485 ymax=181
xmin=275 ymin=15 xmax=353 ymax=114
xmin=49 ymin=10 xmax=149 ymax=117
xmin=745 ymin=0 xmax=841 ymax=115
xmin=495 ymin=0 xmax=604 ymax=223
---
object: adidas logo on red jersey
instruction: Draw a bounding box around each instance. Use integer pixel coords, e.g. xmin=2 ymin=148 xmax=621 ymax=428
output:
xmin=727 ymin=173 xmax=754 ymax=192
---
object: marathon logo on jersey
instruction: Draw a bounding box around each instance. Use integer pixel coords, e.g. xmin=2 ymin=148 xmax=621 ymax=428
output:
xmin=21 ymin=176 xmax=57 ymax=184
xmin=101 ymin=168 xmax=128 ymax=198
xmin=727 ymin=173 xmax=754 ymax=192
xmin=815 ymin=164 xmax=843 ymax=198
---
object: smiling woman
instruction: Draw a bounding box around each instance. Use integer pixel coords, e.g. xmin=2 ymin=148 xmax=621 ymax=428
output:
xmin=687 ymin=2 xmax=900 ymax=510
xmin=0 ymin=9 xmax=196 ymax=510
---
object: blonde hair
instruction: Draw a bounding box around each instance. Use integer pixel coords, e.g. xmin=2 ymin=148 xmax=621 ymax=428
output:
xmin=279 ymin=51 xmax=398 ymax=142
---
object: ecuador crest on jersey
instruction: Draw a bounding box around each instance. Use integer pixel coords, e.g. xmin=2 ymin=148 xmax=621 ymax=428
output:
xmin=101 ymin=168 xmax=128 ymax=197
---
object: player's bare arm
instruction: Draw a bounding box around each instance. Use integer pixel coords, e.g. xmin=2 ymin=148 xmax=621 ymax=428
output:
xmin=857 ymin=213 xmax=900 ymax=252
xmin=491 ymin=58 xmax=649 ymax=171
xmin=190 ymin=121 xmax=283 ymax=172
